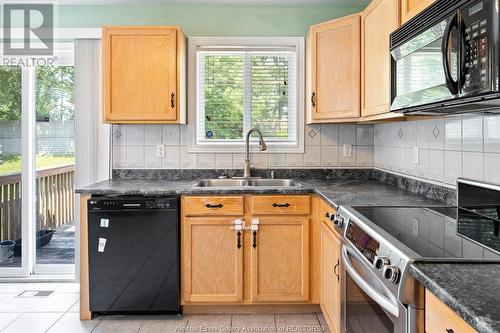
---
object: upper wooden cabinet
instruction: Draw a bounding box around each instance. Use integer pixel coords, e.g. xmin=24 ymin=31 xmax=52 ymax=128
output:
xmin=401 ymin=0 xmax=436 ymax=24
xmin=361 ymin=0 xmax=400 ymax=119
xmin=103 ymin=26 xmax=186 ymax=124
xmin=306 ymin=14 xmax=361 ymax=123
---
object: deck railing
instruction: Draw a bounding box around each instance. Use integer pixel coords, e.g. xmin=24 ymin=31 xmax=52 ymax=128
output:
xmin=0 ymin=164 xmax=75 ymax=242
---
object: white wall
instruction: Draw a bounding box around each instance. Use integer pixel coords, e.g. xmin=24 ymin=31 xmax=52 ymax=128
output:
xmin=374 ymin=114 xmax=500 ymax=187
xmin=111 ymin=123 xmax=375 ymax=169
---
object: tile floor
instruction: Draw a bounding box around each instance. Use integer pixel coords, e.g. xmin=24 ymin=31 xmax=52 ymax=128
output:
xmin=0 ymin=283 xmax=329 ymax=333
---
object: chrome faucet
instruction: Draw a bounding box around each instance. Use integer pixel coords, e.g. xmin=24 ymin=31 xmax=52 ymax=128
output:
xmin=243 ymin=128 xmax=267 ymax=179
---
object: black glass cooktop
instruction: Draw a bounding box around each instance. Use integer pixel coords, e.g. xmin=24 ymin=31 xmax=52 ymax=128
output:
xmin=352 ymin=206 xmax=500 ymax=260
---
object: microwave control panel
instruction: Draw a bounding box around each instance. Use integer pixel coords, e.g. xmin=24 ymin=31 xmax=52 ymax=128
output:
xmin=462 ymin=0 xmax=490 ymax=95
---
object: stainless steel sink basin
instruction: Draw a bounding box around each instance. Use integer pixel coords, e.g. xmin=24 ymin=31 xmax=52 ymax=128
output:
xmin=192 ymin=178 xmax=302 ymax=188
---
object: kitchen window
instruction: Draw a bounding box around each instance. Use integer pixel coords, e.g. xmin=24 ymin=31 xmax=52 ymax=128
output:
xmin=188 ymin=37 xmax=304 ymax=153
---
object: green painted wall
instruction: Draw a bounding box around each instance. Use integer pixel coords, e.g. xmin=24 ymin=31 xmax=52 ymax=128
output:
xmin=56 ymin=4 xmax=365 ymax=36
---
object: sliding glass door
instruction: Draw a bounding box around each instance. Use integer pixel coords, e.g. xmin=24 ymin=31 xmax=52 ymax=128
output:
xmin=0 ymin=44 xmax=75 ymax=278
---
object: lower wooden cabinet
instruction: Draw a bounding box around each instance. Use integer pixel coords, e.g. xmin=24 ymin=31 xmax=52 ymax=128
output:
xmin=425 ymin=290 xmax=477 ymax=333
xmin=251 ymin=217 xmax=310 ymax=302
xmin=182 ymin=217 xmax=244 ymax=303
xmin=320 ymin=221 xmax=342 ymax=333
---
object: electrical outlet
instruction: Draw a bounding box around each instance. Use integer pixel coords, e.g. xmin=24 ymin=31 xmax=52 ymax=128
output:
xmin=156 ymin=145 xmax=165 ymax=158
xmin=413 ymin=147 xmax=419 ymax=165
xmin=343 ymin=144 xmax=352 ymax=158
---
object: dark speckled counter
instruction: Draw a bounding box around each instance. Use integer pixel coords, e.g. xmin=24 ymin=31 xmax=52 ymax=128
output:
xmin=410 ymin=263 xmax=500 ymax=333
xmin=75 ymin=178 xmax=442 ymax=207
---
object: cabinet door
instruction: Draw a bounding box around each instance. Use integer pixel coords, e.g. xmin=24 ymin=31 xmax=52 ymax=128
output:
xmin=307 ymin=14 xmax=361 ymax=122
xmin=361 ymin=0 xmax=400 ymax=117
xmin=401 ymin=0 xmax=436 ymax=24
xmin=103 ymin=27 xmax=178 ymax=123
xmin=321 ymin=222 xmax=341 ymax=333
xmin=251 ymin=217 xmax=310 ymax=302
xmin=182 ymin=217 xmax=244 ymax=303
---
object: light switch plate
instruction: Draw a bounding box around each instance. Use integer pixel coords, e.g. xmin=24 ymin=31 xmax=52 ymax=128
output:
xmin=413 ymin=147 xmax=419 ymax=165
xmin=343 ymin=144 xmax=352 ymax=158
xmin=156 ymin=144 xmax=165 ymax=158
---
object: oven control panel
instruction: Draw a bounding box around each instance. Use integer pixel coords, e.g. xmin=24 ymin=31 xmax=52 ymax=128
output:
xmin=345 ymin=220 xmax=380 ymax=265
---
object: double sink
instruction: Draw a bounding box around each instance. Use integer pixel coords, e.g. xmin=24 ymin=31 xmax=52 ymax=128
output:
xmin=193 ymin=178 xmax=303 ymax=188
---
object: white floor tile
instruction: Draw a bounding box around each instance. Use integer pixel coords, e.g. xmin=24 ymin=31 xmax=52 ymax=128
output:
xmin=46 ymin=312 xmax=101 ymax=333
xmin=0 ymin=313 xmax=22 ymax=331
xmin=0 ymin=294 xmax=41 ymax=312
xmin=1 ymin=312 xmax=63 ymax=333
xmin=29 ymin=292 xmax=79 ymax=312
xmin=56 ymin=283 xmax=80 ymax=293
xmin=93 ymin=315 xmax=144 ymax=333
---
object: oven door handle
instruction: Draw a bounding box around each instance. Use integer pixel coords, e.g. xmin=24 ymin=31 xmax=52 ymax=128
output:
xmin=342 ymin=245 xmax=399 ymax=317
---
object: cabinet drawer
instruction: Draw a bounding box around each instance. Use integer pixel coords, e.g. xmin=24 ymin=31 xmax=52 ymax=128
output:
xmin=425 ymin=290 xmax=476 ymax=333
xmin=252 ymin=196 xmax=310 ymax=215
xmin=183 ymin=196 xmax=244 ymax=216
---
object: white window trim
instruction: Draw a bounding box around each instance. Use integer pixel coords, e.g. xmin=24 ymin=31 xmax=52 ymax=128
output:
xmin=188 ymin=36 xmax=305 ymax=154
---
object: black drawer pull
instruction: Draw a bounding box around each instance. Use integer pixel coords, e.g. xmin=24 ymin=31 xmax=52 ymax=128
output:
xmin=205 ymin=203 xmax=223 ymax=208
xmin=237 ymin=231 xmax=242 ymax=249
xmin=253 ymin=230 xmax=258 ymax=248
xmin=446 ymin=330 xmax=454 ymax=333
xmin=272 ymin=203 xmax=290 ymax=208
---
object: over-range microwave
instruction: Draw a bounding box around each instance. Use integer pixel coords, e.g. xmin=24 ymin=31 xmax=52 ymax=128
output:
xmin=390 ymin=0 xmax=500 ymax=115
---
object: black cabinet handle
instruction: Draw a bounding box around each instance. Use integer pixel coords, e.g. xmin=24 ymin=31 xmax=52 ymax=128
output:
xmin=325 ymin=212 xmax=330 ymax=218
xmin=170 ymin=93 xmax=175 ymax=109
xmin=272 ymin=203 xmax=290 ymax=208
xmin=205 ymin=203 xmax=223 ymax=208
xmin=311 ymin=92 xmax=316 ymax=107
xmin=253 ymin=230 xmax=257 ymax=248
xmin=334 ymin=259 xmax=340 ymax=282
xmin=446 ymin=330 xmax=455 ymax=333
xmin=237 ymin=231 xmax=241 ymax=249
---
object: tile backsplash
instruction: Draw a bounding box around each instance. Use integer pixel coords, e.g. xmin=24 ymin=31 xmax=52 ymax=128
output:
xmin=112 ymin=124 xmax=375 ymax=170
xmin=374 ymin=114 xmax=500 ymax=187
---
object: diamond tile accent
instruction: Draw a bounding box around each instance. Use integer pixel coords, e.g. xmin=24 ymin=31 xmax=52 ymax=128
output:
xmin=433 ymin=126 xmax=440 ymax=138
xmin=374 ymin=129 xmax=379 ymax=138
xmin=361 ymin=129 xmax=369 ymax=138
xmin=308 ymin=129 xmax=317 ymax=138
xmin=113 ymin=130 xmax=122 ymax=139
xmin=398 ymin=128 xmax=404 ymax=138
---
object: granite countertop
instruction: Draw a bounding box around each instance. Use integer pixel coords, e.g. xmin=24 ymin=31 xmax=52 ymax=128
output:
xmin=410 ymin=263 xmax=500 ymax=333
xmin=75 ymin=178 xmax=442 ymax=208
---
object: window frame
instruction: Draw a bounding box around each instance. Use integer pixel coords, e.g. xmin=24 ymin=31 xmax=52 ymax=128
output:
xmin=188 ymin=37 xmax=305 ymax=153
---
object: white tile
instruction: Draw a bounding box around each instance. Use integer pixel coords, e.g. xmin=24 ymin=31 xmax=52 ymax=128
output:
xmin=373 ymin=124 xmax=382 ymax=147
xmin=163 ymin=125 xmax=180 ymax=145
xmin=429 ymin=150 xmax=445 ymax=182
xmin=357 ymin=146 xmax=374 ymax=167
xmin=429 ymin=118 xmax=445 ymax=150
xmin=305 ymin=125 xmax=321 ymax=146
xmin=93 ymin=316 xmax=144 ymax=333
xmin=444 ymin=116 xmax=462 ymax=151
xmin=46 ymin=312 xmax=100 ymax=333
xmin=416 ymin=149 xmax=430 ymax=179
xmin=2 ymin=312 xmax=62 ymax=333
xmin=395 ymin=147 xmax=406 ymax=172
xmin=416 ymin=120 xmax=430 ymax=149
xmin=215 ymin=154 xmax=233 ymax=169
xmin=444 ymin=151 xmax=462 ymax=185
xmin=339 ymin=146 xmax=356 ymax=166
xmin=68 ymin=300 xmax=79 ymax=313
xmin=484 ymin=153 xmax=500 ymax=185
xmin=179 ymin=146 xmax=197 ymax=169
xmin=339 ymin=124 xmax=356 ymax=145
xmin=393 ymin=123 xmax=405 ymax=148
xmin=29 ymin=292 xmax=79 ymax=313
xmin=126 ymin=146 xmax=145 ymax=168
xmin=126 ymin=125 xmax=145 ymax=145
xmin=0 ymin=294 xmax=41 ymax=312
xmin=197 ymin=153 xmax=215 ymax=169
xmin=232 ymin=154 xmax=245 ymax=168
xmin=250 ymin=153 xmax=268 ymax=168
xmin=144 ymin=125 xmax=163 ymax=145
xmin=356 ymin=125 xmax=374 ymax=146
xmin=112 ymin=145 xmax=127 ymax=168
xmin=286 ymin=154 xmax=303 ymax=167
xmin=0 ymin=313 xmax=21 ymax=331
xmin=303 ymin=146 xmax=321 ymax=167
xmin=483 ymin=115 xmax=500 ymax=153
xmin=320 ymin=124 xmax=339 ymax=146
xmin=138 ymin=315 xmax=188 ymax=333
xmin=163 ymin=146 xmax=180 ymax=169
xmin=56 ymin=283 xmax=79 ymax=293
xmin=463 ymin=152 xmax=483 ymax=181
xmin=179 ymin=125 xmax=190 ymax=145
xmin=269 ymin=154 xmax=286 ymax=168
xmin=112 ymin=125 xmax=127 ymax=145
xmin=404 ymin=121 xmax=417 ymax=148
xmin=462 ymin=115 xmax=483 ymax=152
xmin=144 ymin=146 xmax=162 ymax=168
xmin=320 ymin=146 xmax=339 ymax=167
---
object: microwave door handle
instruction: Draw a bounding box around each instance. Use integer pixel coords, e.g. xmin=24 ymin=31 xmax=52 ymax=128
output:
xmin=341 ymin=245 xmax=399 ymax=318
xmin=442 ymin=13 xmax=459 ymax=95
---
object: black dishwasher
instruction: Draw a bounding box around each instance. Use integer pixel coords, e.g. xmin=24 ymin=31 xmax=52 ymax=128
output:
xmin=88 ymin=195 xmax=180 ymax=314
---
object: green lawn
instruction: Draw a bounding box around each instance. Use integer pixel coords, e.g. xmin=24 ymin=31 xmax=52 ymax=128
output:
xmin=0 ymin=154 xmax=75 ymax=175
